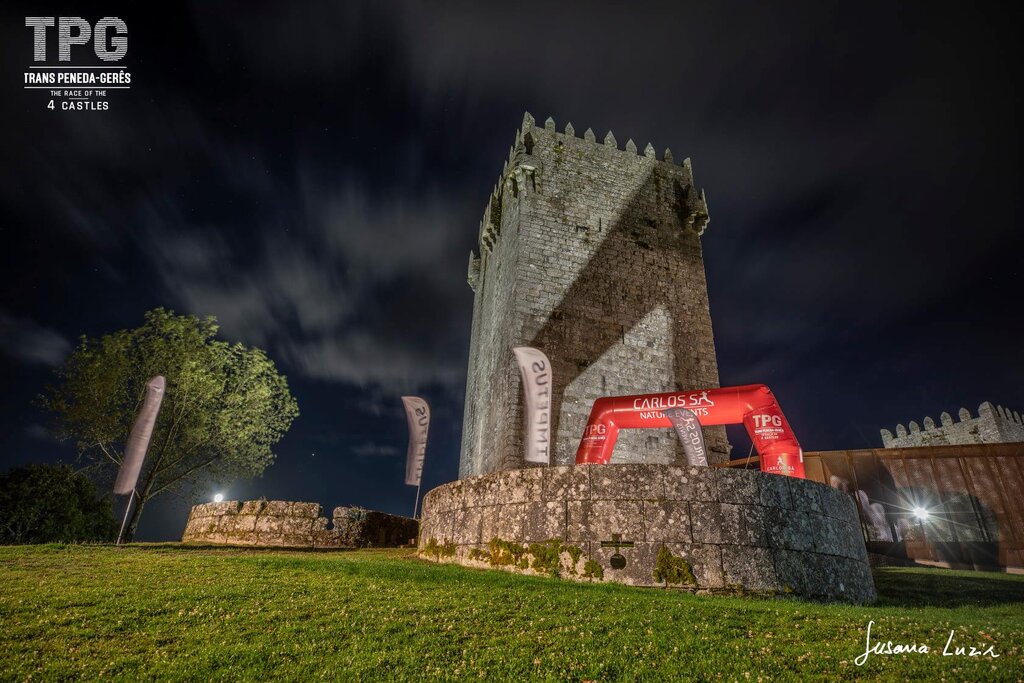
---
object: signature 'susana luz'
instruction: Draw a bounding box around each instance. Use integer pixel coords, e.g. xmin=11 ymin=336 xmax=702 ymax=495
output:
xmin=855 ymin=620 xmax=999 ymax=666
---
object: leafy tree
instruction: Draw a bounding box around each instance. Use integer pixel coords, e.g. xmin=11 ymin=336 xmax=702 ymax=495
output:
xmin=41 ymin=308 xmax=299 ymax=541
xmin=0 ymin=463 xmax=117 ymax=544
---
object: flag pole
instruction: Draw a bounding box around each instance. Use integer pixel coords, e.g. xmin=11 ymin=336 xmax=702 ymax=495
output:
xmin=116 ymin=488 xmax=136 ymax=545
xmin=413 ymin=480 xmax=422 ymax=519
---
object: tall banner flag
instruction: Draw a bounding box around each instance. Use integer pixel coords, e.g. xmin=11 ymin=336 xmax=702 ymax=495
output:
xmin=401 ymin=396 xmax=430 ymax=487
xmin=402 ymin=396 xmax=430 ymax=519
xmin=115 ymin=375 xmax=166 ymax=495
xmin=512 ymin=346 xmax=552 ymax=465
xmin=115 ymin=375 xmax=165 ymax=544
xmin=662 ymin=407 xmax=708 ymax=467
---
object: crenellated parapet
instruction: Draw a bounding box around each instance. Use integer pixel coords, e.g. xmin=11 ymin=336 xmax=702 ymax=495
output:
xmin=472 ymin=111 xmax=710 ymax=259
xmin=880 ymin=402 xmax=1024 ymax=448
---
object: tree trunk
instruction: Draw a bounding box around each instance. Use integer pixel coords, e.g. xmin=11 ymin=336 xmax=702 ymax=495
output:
xmin=123 ymin=494 xmax=148 ymax=542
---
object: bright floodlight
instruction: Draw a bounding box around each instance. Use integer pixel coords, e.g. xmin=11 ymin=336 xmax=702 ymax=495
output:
xmin=913 ymin=507 xmax=929 ymax=521
xmin=214 ymin=493 xmax=224 ymax=503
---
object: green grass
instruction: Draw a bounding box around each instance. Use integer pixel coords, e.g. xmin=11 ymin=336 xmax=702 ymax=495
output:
xmin=0 ymin=545 xmax=1021 ymax=681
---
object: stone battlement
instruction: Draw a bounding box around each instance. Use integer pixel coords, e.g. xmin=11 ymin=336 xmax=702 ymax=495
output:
xmin=471 ymin=112 xmax=708 ymax=269
xmin=181 ymin=500 xmax=418 ymax=548
xmin=881 ymin=401 xmax=1024 ymax=448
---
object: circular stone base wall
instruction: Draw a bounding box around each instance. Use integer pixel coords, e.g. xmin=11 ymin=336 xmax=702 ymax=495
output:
xmin=418 ymin=464 xmax=876 ymax=603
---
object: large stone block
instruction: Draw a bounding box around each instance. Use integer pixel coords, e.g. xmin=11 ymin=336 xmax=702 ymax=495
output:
xmin=527 ymin=501 xmax=567 ymax=541
xmin=690 ymin=501 xmax=743 ymax=545
xmin=264 ymin=501 xmax=291 ymax=516
xmin=819 ymin=486 xmax=858 ymax=525
xmin=801 ymin=554 xmax=876 ymax=604
xmin=231 ymin=515 xmax=259 ymax=533
xmin=773 ymin=549 xmax=811 ymax=594
xmin=590 ymin=540 xmax=659 ymax=586
xmin=254 ymin=515 xmax=283 ymax=536
xmin=421 ymin=509 xmax=453 ymax=545
xmin=461 ymin=475 xmax=492 ymax=508
xmin=848 ymin=527 xmax=869 ymax=563
xmin=543 ymin=465 xmax=590 ymax=501
xmin=838 ymin=558 xmax=877 ymax=604
xmin=481 ymin=503 xmax=529 ymax=541
xmin=440 ymin=480 xmax=466 ymax=512
xmin=764 ymin=507 xmax=816 ymax=552
xmin=758 ymin=472 xmax=792 ymax=509
xmin=834 ymin=519 xmax=868 ymax=561
xmin=788 ymin=479 xmax=823 ymax=514
xmin=590 ymin=464 xmax=664 ymax=500
xmin=489 ymin=468 xmax=543 ymax=505
xmin=739 ymin=504 xmax=770 ymax=547
xmin=809 ymin=514 xmax=845 ymax=557
xmin=281 ymin=517 xmax=315 ymax=536
xmin=567 ymin=499 xmax=645 ymax=543
xmin=661 ymin=466 xmax=717 ymax=501
xmin=290 ymin=502 xmax=322 ymax=519
xmin=716 ymin=468 xmax=759 ymax=505
xmin=450 ymin=507 xmax=483 ymax=544
xmin=663 ymin=542 xmax=724 ymax=588
xmin=332 ymin=508 xmax=418 ymax=547
xmin=313 ymin=530 xmax=344 ymax=548
xmin=239 ymin=500 xmax=267 ymax=515
xmin=643 ymin=500 xmax=691 ymax=543
xmin=203 ymin=501 xmax=242 ymax=517
xmin=722 ymin=545 xmax=778 ymax=591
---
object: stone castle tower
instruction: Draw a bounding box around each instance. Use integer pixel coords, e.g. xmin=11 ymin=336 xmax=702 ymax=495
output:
xmin=459 ymin=113 xmax=729 ymax=477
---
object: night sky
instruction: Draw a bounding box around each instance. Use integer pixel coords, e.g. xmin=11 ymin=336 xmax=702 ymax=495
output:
xmin=1 ymin=3 xmax=1020 ymax=541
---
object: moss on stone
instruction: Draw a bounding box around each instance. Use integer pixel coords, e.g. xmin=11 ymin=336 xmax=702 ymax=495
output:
xmin=583 ymin=559 xmax=604 ymax=581
xmin=527 ymin=540 xmax=562 ymax=574
xmin=488 ymin=537 xmax=527 ymax=566
xmin=474 ymin=537 xmax=605 ymax=583
xmin=652 ymin=545 xmax=696 ymax=588
xmin=422 ymin=537 xmax=456 ymax=560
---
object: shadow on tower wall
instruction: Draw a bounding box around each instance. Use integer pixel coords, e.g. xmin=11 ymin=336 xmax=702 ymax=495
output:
xmin=523 ymin=162 xmax=727 ymax=468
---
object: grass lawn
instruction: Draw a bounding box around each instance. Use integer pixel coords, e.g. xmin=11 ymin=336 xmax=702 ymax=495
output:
xmin=0 ymin=545 xmax=1021 ymax=681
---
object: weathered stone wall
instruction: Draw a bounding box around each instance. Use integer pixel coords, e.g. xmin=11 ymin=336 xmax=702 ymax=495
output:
xmin=419 ymin=465 xmax=875 ymax=603
xmin=332 ymin=507 xmax=421 ymax=548
xmin=880 ymin=401 xmax=1024 ymax=448
xmin=182 ymin=501 xmax=418 ymax=548
xmin=460 ymin=113 xmax=727 ymax=477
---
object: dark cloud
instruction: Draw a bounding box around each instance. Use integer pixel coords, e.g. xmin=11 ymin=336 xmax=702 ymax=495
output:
xmin=138 ymin=170 xmax=472 ymax=390
xmin=0 ymin=312 xmax=72 ymax=366
xmin=24 ymin=424 xmax=53 ymax=441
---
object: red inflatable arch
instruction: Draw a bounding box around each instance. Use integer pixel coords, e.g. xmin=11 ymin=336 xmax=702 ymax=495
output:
xmin=574 ymin=384 xmax=805 ymax=478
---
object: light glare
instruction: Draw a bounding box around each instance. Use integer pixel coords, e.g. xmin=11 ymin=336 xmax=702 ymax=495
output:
xmin=213 ymin=493 xmax=224 ymax=503
xmin=913 ymin=507 xmax=929 ymax=521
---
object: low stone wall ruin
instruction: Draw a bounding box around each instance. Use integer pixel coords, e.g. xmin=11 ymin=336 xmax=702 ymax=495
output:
xmin=181 ymin=500 xmax=418 ymax=548
xmin=418 ymin=464 xmax=876 ymax=603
